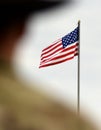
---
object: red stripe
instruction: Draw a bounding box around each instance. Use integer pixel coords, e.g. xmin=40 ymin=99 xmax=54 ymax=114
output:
xmin=39 ymin=55 xmax=76 ymax=68
xmin=42 ymin=39 xmax=61 ymax=51
xmin=41 ymin=49 xmax=77 ymax=64
xmin=41 ymin=41 xmax=62 ymax=56
xmin=48 ymin=49 xmax=77 ymax=61
xmin=74 ymin=53 xmax=78 ymax=56
xmin=41 ymin=43 xmax=78 ymax=61
xmin=62 ymin=43 xmax=78 ymax=52
xmin=41 ymin=46 xmax=63 ymax=60
xmin=41 ymin=45 xmax=78 ymax=64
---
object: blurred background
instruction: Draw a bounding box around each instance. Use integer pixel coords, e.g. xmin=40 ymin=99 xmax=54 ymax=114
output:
xmin=12 ymin=0 xmax=101 ymax=129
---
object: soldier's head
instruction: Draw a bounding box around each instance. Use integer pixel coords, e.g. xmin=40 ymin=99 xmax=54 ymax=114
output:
xmin=0 ymin=0 xmax=69 ymax=62
xmin=0 ymin=1 xmax=66 ymax=36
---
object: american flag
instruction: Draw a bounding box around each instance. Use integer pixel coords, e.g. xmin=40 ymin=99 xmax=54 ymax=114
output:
xmin=39 ymin=27 xmax=79 ymax=68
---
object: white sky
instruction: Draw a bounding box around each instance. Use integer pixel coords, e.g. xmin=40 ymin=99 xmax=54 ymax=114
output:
xmin=12 ymin=0 xmax=101 ymax=129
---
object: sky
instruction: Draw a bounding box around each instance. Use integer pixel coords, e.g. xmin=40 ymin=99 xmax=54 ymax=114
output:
xmin=12 ymin=0 xmax=101 ymax=129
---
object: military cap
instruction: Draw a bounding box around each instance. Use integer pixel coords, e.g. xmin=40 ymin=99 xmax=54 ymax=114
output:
xmin=0 ymin=0 xmax=69 ymax=33
xmin=0 ymin=0 xmax=67 ymax=11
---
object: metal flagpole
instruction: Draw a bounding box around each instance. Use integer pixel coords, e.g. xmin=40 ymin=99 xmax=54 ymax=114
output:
xmin=77 ymin=20 xmax=80 ymax=115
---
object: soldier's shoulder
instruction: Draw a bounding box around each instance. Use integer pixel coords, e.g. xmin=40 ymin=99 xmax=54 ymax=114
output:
xmin=0 ymin=64 xmax=97 ymax=130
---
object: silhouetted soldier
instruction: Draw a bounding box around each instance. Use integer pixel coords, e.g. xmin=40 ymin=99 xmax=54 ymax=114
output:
xmin=0 ymin=0 xmax=97 ymax=130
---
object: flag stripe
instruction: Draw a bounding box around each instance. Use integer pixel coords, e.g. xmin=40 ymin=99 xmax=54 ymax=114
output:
xmin=41 ymin=42 xmax=78 ymax=64
xmin=41 ymin=42 xmax=78 ymax=61
xmin=41 ymin=40 xmax=62 ymax=56
xmin=40 ymin=45 xmax=78 ymax=66
xmin=40 ymin=50 xmax=78 ymax=65
xmin=42 ymin=39 xmax=61 ymax=52
xmin=62 ymin=43 xmax=78 ymax=52
xmin=39 ymin=51 xmax=77 ymax=68
xmin=41 ymin=47 xmax=78 ymax=64
xmin=46 ymin=48 xmax=78 ymax=61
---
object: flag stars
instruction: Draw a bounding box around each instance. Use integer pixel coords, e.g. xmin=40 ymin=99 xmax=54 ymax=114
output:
xmin=62 ymin=27 xmax=79 ymax=48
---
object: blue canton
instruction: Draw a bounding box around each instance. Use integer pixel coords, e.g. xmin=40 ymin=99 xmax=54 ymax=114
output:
xmin=62 ymin=27 xmax=79 ymax=48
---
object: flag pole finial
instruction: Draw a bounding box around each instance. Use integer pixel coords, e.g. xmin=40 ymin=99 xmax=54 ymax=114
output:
xmin=78 ymin=20 xmax=80 ymax=24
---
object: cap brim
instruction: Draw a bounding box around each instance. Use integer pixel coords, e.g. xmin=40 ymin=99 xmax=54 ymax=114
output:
xmin=30 ymin=1 xmax=65 ymax=11
xmin=0 ymin=1 xmax=65 ymax=11
xmin=0 ymin=1 xmax=67 ymax=16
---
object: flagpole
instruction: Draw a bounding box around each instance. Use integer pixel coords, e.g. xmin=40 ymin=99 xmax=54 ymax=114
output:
xmin=77 ymin=20 xmax=80 ymax=115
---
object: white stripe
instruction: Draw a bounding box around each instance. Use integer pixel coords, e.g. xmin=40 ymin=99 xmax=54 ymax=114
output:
xmin=40 ymin=42 xmax=78 ymax=64
xmin=41 ymin=47 xmax=77 ymax=64
xmin=42 ymin=39 xmax=61 ymax=54
xmin=40 ymin=49 xmax=78 ymax=65
xmin=40 ymin=51 xmax=77 ymax=67
xmin=41 ymin=44 xmax=63 ymax=60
